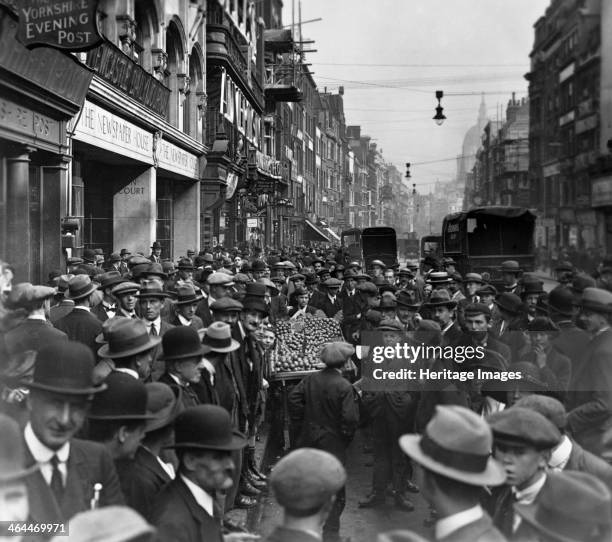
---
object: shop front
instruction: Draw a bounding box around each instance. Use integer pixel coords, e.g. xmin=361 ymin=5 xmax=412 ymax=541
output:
xmin=592 ymin=176 xmax=612 ymax=253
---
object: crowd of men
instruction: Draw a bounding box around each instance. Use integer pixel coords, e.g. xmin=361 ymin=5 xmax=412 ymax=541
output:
xmin=1 ymin=242 xmax=612 ymax=542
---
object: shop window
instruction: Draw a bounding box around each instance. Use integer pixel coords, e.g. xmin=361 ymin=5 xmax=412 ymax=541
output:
xmin=156 ymin=179 xmax=174 ymax=259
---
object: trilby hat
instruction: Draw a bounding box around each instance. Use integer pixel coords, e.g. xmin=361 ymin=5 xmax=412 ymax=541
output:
xmin=144 ymin=382 xmax=184 ymax=433
xmin=97 ymin=271 xmax=125 ymax=291
xmin=577 ymin=287 xmax=612 ymax=314
xmin=97 ymin=319 xmax=161 ymax=359
xmin=201 ymin=322 xmax=241 ymax=354
xmin=173 ymin=283 xmax=203 ymax=306
xmin=424 ymin=288 xmax=457 ymax=309
xmin=400 ymin=405 xmax=506 ymax=486
xmin=65 ymin=274 xmax=98 ymax=300
xmin=135 ymin=280 xmax=170 ymax=299
xmin=543 ymin=287 xmax=574 ymax=317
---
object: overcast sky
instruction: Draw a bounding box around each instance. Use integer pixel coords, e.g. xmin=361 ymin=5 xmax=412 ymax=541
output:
xmin=291 ymin=0 xmax=551 ymax=192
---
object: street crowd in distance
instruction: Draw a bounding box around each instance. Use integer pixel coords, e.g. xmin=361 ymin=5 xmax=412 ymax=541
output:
xmin=1 ymin=244 xmax=612 ymax=542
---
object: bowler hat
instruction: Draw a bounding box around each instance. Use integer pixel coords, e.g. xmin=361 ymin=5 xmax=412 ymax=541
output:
xmin=98 ymin=319 xmax=161 ymax=359
xmin=526 ymin=316 xmax=559 ymax=333
xmin=425 ymin=289 xmax=457 ymax=309
xmin=202 ymin=322 xmax=240 ymax=354
xmin=521 ymin=279 xmax=545 ymax=297
xmin=53 ymin=506 xmax=155 ymax=542
xmin=135 ymin=280 xmax=170 ymax=299
xmin=513 ymin=395 xmax=567 ymax=432
xmin=399 ymin=405 xmax=506 ymax=486
xmin=97 ymin=271 xmax=125 ymax=291
xmin=242 ymin=296 xmax=269 ymax=314
xmin=88 ymin=372 xmax=155 ymax=421
xmin=5 ymin=283 xmax=56 ymax=309
xmin=487 ymin=407 xmax=560 ymax=449
xmin=0 ymin=414 xmax=39 ymax=483
xmin=168 ymin=405 xmax=247 ymax=451
xmin=544 ymin=287 xmax=574 ymax=317
xmin=494 ymin=292 xmax=523 ymax=315
xmin=571 ymin=274 xmax=596 ymax=294
xmin=500 ymin=260 xmax=521 ymax=273
xmin=145 ymin=382 xmax=183 ymax=433
xmin=83 ymin=248 xmax=97 ymax=263
xmin=578 ymin=287 xmax=612 ymax=314
xmin=244 ymin=282 xmax=268 ymax=297
xmin=65 ymin=274 xmax=98 ymax=300
xmin=160 ymin=327 xmax=205 ymax=361
xmin=151 ymin=241 xmax=162 ymax=250
xmin=177 ymin=258 xmax=194 ymax=271
xmin=321 ymin=342 xmax=354 ymax=366
xmin=270 ymin=448 xmax=346 ymax=514
xmin=23 ymin=341 xmax=106 ymax=395
xmin=173 ymin=283 xmax=203 ymax=305
xmin=514 ymin=471 xmax=612 ymax=542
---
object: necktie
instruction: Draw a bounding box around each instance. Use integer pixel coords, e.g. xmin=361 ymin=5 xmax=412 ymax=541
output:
xmin=150 ymin=324 xmax=157 ymax=336
xmin=49 ymin=455 xmax=64 ymax=502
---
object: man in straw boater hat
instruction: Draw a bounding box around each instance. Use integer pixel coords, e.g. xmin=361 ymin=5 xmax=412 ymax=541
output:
xmin=20 ymin=341 xmax=124 ymax=523
xmin=566 ymin=286 xmax=612 ymax=458
xmin=0 ymin=413 xmax=41 ymax=542
xmin=398 ymin=405 xmax=507 ymax=542
xmin=288 ymin=342 xmax=360 ymax=542
xmin=514 ymin=471 xmax=611 ymax=542
xmin=53 ymin=275 xmax=103 ymax=355
xmin=265 ymin=448 xmax=348 ymax=542
xmin=151 ymin=405 xmax=256 ymax=542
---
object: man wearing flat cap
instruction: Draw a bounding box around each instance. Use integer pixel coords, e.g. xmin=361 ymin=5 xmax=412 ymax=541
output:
xmin=486 ymin=407 xmax=561 ymax=539
xmin=566 ymin=287 xmax=612 ymax=458
xmin=21 ymin=341 xmax=124 ymax=524
xmin=151 ymin=405 xmax=253 ymax=542
xmin=196 ymin=272 xmax=235 ymax=327
xmin=398 ymin=405 xmax=507 ymax=542
xmin=309 ymin=278 xmax=343 ymax=319
xmin=288 ymin=342 xmax=359 ymax=541
xmin=266 ymin=448 xmax=347 ymax=542
xmin=54 ymin=275 xmax=104 ymax=355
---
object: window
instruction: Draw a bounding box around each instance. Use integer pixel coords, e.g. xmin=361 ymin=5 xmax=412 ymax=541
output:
xmin=165 ymin=21 xmax=186 ymax=129
xmin=157 ymin=179 xmax=174 ymax=259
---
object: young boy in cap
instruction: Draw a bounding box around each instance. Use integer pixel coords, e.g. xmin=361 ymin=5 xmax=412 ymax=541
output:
xmin=486 ymin=407 xmax=561 ymax=539
xmin=266 ymin=448 xmax=347 ymax=542
xmin=288 ymin=342 xmax=359 ymax=542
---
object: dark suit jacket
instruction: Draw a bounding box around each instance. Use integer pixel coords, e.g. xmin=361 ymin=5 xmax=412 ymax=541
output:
xmin=265 ymin=527 xmax=321 ymax=542
xmin=442 ymin=321 xmax=463 ymax=347
xmin=152 ymin=478 xmax=223 ymax=542
xmin=566 ymin=436 xmax=612 ymax=491
xmin=157 ymin=372 xmax=200 ymax=410
xmin=195 ymin=297 xmax=213 ymax=327
xmin=49 ymin=300 xmax=74 ymax=324
xmin=115 ymin=445 xmax=172 ymax=522
xmin=164 ymin=313 xmax=204 ymax=331
xmin=524 ymin=346 xmax=572 ymax=392
xmin=53 ymin=309 xmax=103 ymax=355
xmin=268 ymin=294 xmax=288 ymax=323
xmin=567 ymin=327 xmax=612 ymax=456
xmin=552 ymin=321 xmax=590 ymax=374
xmin=2 ymin=319 xmax=67 ymax=356
xmin=309 ymin=294 xmax=343 ymax=318
xmin=24 ymin=438 xmax=124 ymax=524
xmin=91 ymin=303 xmax=116 ymax=323
xmin=148 ymin=320 xmax=175 ymax=380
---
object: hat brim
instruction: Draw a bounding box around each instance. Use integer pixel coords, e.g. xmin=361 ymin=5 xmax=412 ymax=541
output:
xmin=174 ymin=295 xmax=204 ymax=305
xmin=167 ymin=430 xmax=247 ymax=451
xmin=65 ymin=283 xmax=98 ymax=300
xmin=542 ymin=301 xmax=573 ymax=317
xmin=98 ymin=278 xmax=125 ymax=291
xmin=97 ymin=336 xmax=161 ymax=359
xmin=159 ymin=344 xmax=207 ymax=361
xmin=513 ymin=504 xmax=591 ymax=542
xmin=493 ymin=301 xmax=521 ymax=315
xmin=135 ymin=292 xmax=170 ymax=298
xmin=145 ymin=392 xmax=184 ymax=433
xmin=578 ymin=300 xmax=612 ymax=314
xmin=0 ymin=463 xmax=40 ymax=484
xmin=201 ymin=338 xmax=241 ymax=354
xmin=23 ymin=381 xmax=108 ymax=396
xmin=399 ymin=434 xmax=506 ymax=486
xmin=424 ymin=300 xmax=457 ymax=309
xmin=88 ymin=412 xmax=157 ymax=421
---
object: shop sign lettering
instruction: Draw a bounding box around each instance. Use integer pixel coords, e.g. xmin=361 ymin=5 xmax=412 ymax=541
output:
xmin=0 ymin=97 xmax=60 ymax=144
xmin=155 ymin=138 xmax=199 ymax=179
xmin=248 ymin=149 xmax=281 ymax=178
xmin=18 ymin=0 xmax=103 ymax=51
xmin=119 ymin=180 xmax=145 ymax=196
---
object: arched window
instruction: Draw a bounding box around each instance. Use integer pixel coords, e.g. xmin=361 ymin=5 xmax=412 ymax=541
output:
xmin=134 ymin=0 xmax=158 ymax=71
xmin=165 ymin=20 xmax=186 ymax=128
xmin=184 ymin=46 xmax=204 ymax=140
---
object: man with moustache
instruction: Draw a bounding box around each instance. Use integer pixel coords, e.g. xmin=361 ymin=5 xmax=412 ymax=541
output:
xmin=20 ymin=341 xmax=124 ymax=523
xmin=151 ymin=405 xmax=254 ymax=542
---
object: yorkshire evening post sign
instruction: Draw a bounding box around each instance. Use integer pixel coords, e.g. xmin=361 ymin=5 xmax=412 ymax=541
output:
xmin=18 ymin=0 xmax=103 ymax=51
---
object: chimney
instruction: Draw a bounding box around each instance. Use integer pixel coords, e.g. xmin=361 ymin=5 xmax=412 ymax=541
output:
xmin=339 ymin=86 xmax=344 ymax=95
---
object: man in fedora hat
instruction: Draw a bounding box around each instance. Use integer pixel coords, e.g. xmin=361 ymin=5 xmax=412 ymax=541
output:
xmin=92 ymin=271 xmax=125 ymax=323
xmin=266 ymin=448 xmax=348 ymax=542
xmin=50 ymin=274 xmax=75 ymax=324
xmin=106 ymin=252 xmax=122 ymax=274
xmin=54 ymin=275 xmax=104 ymax=355
xmin=566 ymin=287 xmax=612 ymax=458
xmin=158 ymin=327 xmax=206 ymax=411
xmin=398 ymin=405 xmax=507 ymax=542
xmin=136 ymin=280 xmax=174 ymax=339
xmin=425 ymin=289 xmax=462 ymax=347
xmin=289 ymin=342 xmax=359 ymax=541
xmin=151 ymin=405 xmax=250 ymax=542
xmin=1 ymin=283 xmax=67 ymax=359
xmin=176 ymin=258 xmax=195 ymax=282
xmin=149 ymin=242 xmax=162 ymax=264
xmin=486 ymin=407 xmax=561 ymax=538
xmin=121 ymin=382 xmax=182 ymax=521
xmin=20 ymin=341 xmax=124 ymax=523
xmin=165 ymin=283 xmax=204 ymax=331
xmin=97 ymin=318 xmax=161 ymax=381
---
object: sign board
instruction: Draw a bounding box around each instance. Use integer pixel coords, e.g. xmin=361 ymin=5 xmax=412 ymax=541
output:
xmin=155 ymin=137 xmax=199 ymax=179
xmin=18 ymin=0 xmax=104 ymax=51
xmin=592 ymin=177 xmax=612 ymax=207
xmin=246 ymin=218 xmax=258 ymax=228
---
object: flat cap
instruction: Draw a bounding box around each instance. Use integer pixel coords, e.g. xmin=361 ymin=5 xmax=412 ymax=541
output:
xmin=463 ymin=303 xmax=492 ymax=318
xmin=487 ymin=407 xmax=561 ymax=449
xmin=322 ymin=278 xmax=342 ymax=288
xmin=477 ymin=284 xmax=498 ymax=296
xmin=320 ymin=342 xmax=355 ymax=366
xmin=579 ymin=287 xmax=612 ymax=314
xmin=210 ymin=297 xmax=244 ymax=312
xmin=288 ymin=273 xmax=306 ymax=282
xmin=233 ymin=273 xmax=250 ymax=284
xmin=207 ymin=272 xmax=235 ymax=286
xmin=270 ymin=448 xmax=346 ymax=513
xmin=378 ymin=319 xmax=403 ymax=331
xmin=111 ymin=281 xmax=140 ymax=296
xmin=357 ymin=282 xmax=378 ymax=295
xmin=513 ymin=395 xmax=567 ymax=432
xmin=5 ymin=283 xmax=56 ymax=309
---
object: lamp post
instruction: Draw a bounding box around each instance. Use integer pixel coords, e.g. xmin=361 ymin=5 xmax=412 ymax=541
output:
xmin=433 ymin=90 xmax=446 ymax=126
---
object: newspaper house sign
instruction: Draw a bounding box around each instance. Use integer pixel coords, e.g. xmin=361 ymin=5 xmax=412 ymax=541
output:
xmin=18 ymin=0 xmax=103 ymax=51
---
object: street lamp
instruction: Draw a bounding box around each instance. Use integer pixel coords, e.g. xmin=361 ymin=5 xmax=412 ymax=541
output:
xmin=433 ymin=90 xmax=446 ymax=126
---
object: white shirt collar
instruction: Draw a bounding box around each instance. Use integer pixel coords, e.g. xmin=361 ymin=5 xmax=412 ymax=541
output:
xmin=24 ymin=422 xmax=70 ymax=463
xmin=145 ymin=316 xmax=162 ymax=332
xmin=27 ymin=314 xmax=47 ymax=322
xmin=180 ymin=474 xmax=214 ymax=517
xmin=177 ymin=313 xmax=192 ymax=326
xmin=114 ymin=367 xmax=139 ymax=379
xmin=435 ymin=504 xmax=483 ymax=540
xmin=549 ymin=435 xmax=573 ymax=471
xmin=72 ymin=306 xmax=91 ymax=312
xmin=513 ymin=472 xmax=546 ymax=504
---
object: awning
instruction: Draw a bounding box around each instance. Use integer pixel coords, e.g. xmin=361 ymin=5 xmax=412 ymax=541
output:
xmin=324 ymin=227 xmax=341 ymax=242
xmin=304 ymin=219 xmax=330 ymax=242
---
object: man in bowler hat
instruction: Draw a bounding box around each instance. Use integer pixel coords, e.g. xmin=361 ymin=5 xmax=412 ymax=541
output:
xmin=266 ymin=448 xmax=347 ymax=542
xmin=151 ymin=405 xmax=256 ymax=542
xmin=20 ymin=341 xmax=124 ymax=523
xmin=149 ymin=242 xmax=162 ymax=263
